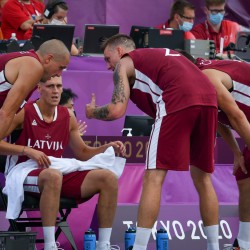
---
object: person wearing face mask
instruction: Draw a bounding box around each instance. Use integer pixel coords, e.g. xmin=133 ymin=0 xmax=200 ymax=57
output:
xmin=191 ymin=0 xmax=247 ymax=54
xmin=155 ymin=0 xmax=196 ymax=40
xmin=43 ymin=0 xmax=80 ymax=55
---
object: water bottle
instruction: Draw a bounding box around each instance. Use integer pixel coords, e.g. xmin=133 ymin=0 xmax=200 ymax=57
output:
xmin=84 ymin=228 xmax=96 ymax=250
xmin=10 ymin=33 xmax=17 ymax=41
xmin=156 ymin=228 xmax=168 ymax=250
xmin=125 ymin=227 xmax=136 ymax=250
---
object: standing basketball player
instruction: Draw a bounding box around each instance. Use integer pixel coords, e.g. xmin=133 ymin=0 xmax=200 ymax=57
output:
xmin=86 ymin=34 xmax=220 ymax=250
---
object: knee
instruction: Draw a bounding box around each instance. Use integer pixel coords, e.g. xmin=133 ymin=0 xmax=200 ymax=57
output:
xmin=38 ymin=169 xmax=62 ymax=191
xmin=143 ymin=169 xmax=166 ymax=186
xmin=99 ymin=171 xmax=118 ymax=191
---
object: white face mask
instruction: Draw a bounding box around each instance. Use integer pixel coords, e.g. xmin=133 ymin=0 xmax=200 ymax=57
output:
xmin=49 ymin=18 xmax=65 ymax=25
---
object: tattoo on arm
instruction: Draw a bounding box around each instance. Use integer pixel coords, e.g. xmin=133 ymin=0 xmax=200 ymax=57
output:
xmin=93 ymin=105 xmax=110 ymax=120
xmin=112 ymin=63 xmax=127 ymax=104
xmin=92 ymin=63 xmax=128 ymax=121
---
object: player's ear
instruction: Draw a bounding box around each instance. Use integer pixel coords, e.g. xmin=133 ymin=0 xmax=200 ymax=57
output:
xmin=117 ymin=46 xmax=124 ymax=58
xmin=44 ymin=54 xmax=54 ymax=64
xmin=37 ymin=82 xmax=42 ymax=93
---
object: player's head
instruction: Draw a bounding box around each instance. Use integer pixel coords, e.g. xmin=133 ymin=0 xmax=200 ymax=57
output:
xmin=175 ymin=49 xmax=197 ymax=64
xmin=36 ymin=39 xmax=70 ymax=82
xmin=37 ymin=76 xmax=63 ymax=106
xmin=101 ymin=34 xmax=135 ymax=71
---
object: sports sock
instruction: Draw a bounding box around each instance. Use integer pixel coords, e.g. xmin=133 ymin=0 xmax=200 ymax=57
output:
xmin=43 ymin=226 xmax=56 ymax=250
xmin=98 ymin=228 xmax=112 ymax=243
xmin=238 ymin=221 xmax=250 ymax=249
xmin=133 ymin=227 xmax=151 ymax=250
xmin=204 ymin=225 xmax=219 ymax=250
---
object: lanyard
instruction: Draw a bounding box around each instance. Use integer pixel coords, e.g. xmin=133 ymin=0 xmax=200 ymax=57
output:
xmin=205 ymin=20 xmax=224 ymax=50
xmin=19 ymin=0 xmax=39 ymax=17
xmin=205 ymin=20 xmax=224 ymax=39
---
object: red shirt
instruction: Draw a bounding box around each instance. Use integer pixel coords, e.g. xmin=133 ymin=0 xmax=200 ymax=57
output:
xmin=195 ymin=57 xmax=250 ymax=123
xmin=0 ymin=50 xmax=39 ymax=109
xmin=126 ymin=49 xmax=217 ymax=118
xmin=191 ymin=20 xmax=241 ymax=53
xmin=2 ymin=0 xmax=44 ymax=40
xmin=155 ymin=21 xmax=196 ymax=40
xmin=6 ymin=101 xmax=70 ymax=172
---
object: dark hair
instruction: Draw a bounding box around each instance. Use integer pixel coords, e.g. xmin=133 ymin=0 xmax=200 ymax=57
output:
xmin=59 ymin=88 xmax=78 ymax=105
xmin=100 ymin=34 xmax=136 ymax=51
xmin=175 ymin=49 xmax=197 ymax=64
xmin=205 ymin=0 xmax=225 ymax=8
xmin=169 ymin=0 xmax=195 ymax=20
xmin=44 ymin=0 xmax=68 ymax=19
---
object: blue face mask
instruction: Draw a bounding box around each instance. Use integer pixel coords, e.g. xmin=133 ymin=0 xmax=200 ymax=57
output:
xmin=179 ymin=21 xmax=193 ymax=32
xmin=209 ymin=13 xmax=224 ymax=25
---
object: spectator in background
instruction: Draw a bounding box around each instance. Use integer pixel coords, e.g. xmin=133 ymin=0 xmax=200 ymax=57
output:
xmin=43 ymin=0 xmax=80 ymax=55
xmin=59 ymin=86 xmax=87 ymax=135
xmin=2 ymin=0 xmax=44 ymax=40
xmin=0 ymin=0 xmax=6 ymax=40
xmin=0 ymin=0 xmax=7 ymax=27
xmin=155 ymin=0 xmax=196 ymax=40
xmin=191 ymin=0 xmax=248 ymax=54
xmin=60 ymin=88 xmax=78 ymax=112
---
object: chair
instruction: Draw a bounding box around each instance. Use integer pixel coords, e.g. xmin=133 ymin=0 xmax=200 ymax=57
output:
xmin=0 ymin=156 xmax=78 ymax=250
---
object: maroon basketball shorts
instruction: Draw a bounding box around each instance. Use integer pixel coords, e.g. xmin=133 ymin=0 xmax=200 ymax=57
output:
xmin=146 ymin=106 xmax=217 ymax=173
xmin=25 ymin=169 xmax=91 ymax=202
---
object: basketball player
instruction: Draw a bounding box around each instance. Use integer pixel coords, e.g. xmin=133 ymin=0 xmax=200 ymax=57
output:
xmin=179 ymin=51 xmax=250 ymax=250
xmin=85 ymin=34 xmax=220 ymax=250
xmin=0 ymin=39 xmax=70 ymax=141
xmin=1 ymin=76 xmax=125 ymax=250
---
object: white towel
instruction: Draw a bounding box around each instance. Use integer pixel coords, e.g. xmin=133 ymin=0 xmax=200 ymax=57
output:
xmin=3 ymin=146 xmax=126 ymax=219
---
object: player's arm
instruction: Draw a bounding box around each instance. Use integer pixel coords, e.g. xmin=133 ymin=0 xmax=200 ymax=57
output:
xmin=0 ymin=108 xmax=50 ymax=167
xmin=217 ymin=122 xmax=246 ymax=174
xmin=69 ymin=110 xmax=125 ymax=160
xmin=203 ymin=69 xmax=250 ymax=150
xmin=0 ymin=57 xmax=43 ymax=140
xmin=86 ymin=57 xmax=134 ymax=121
xmin=0 ymin=108 xmax=25 ymax=155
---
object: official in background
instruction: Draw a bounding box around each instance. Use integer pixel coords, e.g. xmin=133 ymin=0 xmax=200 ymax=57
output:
xmin=155 ymin=0 xmax=196 ymax=40
xmin=191 ymin=0 xmax=248 ymax=54
xmin=43 ymin=0 xmax=80 ymax=55
xmin=2 ymin=0 xmax=44 ymax=40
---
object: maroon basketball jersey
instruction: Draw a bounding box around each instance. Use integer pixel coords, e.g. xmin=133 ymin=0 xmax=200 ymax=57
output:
xmin=6 ymin=101 xmax=70 ymax=173
xmin=0 ymin=50 xmax=40 ymax=108
xmin=126 ymin=48 xmax=217 ymax=118
xmin=196 ymin=58 xmax=250 ymax=124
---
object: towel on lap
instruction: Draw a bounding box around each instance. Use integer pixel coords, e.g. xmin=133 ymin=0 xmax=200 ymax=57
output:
xmin=3 ymin=146 xmax=126 ymax=219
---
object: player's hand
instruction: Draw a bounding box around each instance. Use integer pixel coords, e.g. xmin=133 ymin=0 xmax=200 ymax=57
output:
xmin=78 ymin=120 xmax=87 ymax=136
xmin=233 ymin=153 xmax=247 ymax=175
xmin=86 ymin=93 xmax=97 ymax=119
xmin=109 ymin=141 xmax=126 ymax=156
xmin=24 ymin=147 xmax=51 ymax=168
